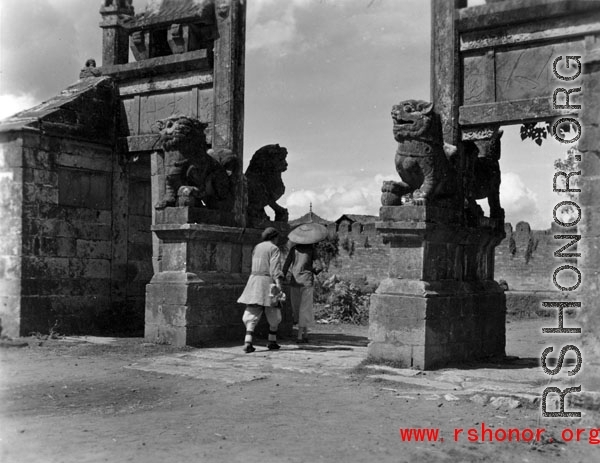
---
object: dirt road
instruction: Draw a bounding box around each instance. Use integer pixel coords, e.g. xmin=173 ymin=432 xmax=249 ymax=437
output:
xmin=1 ymin=321 xmax=597 ymax=463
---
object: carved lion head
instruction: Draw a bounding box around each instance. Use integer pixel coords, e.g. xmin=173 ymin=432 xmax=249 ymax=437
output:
xmin=155 ymin=115 xmax=208 ymax=154
xmin=247 ymin=144 xmax=288 ymax=175
xmin=391 ymin=100 xmax=440 ymax=142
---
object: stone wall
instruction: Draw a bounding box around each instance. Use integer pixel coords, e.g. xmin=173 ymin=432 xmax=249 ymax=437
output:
xmin=495 ymin=221 xmax=578 ymax=291
xmin=123 ymin=157 xmax=153 ymax=331
xmin=0 ymin=130 xmax=153 ymax=336
xmin=0 ymin=77 xmax=153 ymax=337
xmin=0 ymin=136 xmax=24 ymax=337
xmin=326 ymin=217 xmax=577 ymax=319
xmin=327 ymin=221 xmax=388 ymax=284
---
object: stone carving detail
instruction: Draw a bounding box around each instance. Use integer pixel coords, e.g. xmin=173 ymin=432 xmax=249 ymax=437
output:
xmin=245 ymin=144 xmax=289 ymax=222
xmin=462 ymin=127 xmax=497 ymax=141
xmin=154 ymin=115 xmax=236 ymax=211
xmin=101 ymin=0 xmax=134 ymax=14
xmin=103 ymin=0 xmax=132 ymax=8
xmin=381 ymin=100 xmax=457 ymax=206
xmin=79 ymin=59 xmax=102 ymax=78
xmin=464 ymin=128 xmax=504 ymax=220
xmin=216 ymin=0 xmax=231 ymax=19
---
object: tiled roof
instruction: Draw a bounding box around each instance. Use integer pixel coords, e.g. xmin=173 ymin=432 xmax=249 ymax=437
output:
xmin=335 ymin=214 xmax=378 ymax=224
xmin=127 ymin=0 xmax=214 ymax=28
xmin=0 ymin=77 xmax=112 ymax=133
xmin=289 ymin=212 xmax=332 ymax=227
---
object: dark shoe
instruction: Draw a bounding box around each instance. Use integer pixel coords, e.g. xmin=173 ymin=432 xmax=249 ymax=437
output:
xmin=267 ymin=342 xmax=281 ymax=350
xmin=243 ymin=343 xmax=255 ymax=353
xmin=296 ymin=338 xmax=309 ymax=344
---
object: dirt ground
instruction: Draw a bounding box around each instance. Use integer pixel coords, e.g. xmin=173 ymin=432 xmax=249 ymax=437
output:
xmin=0 ymin=320 xmax=598 ymax=463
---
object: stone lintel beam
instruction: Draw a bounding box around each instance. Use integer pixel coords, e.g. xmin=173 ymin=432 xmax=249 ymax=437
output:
xmin=151 ymin=222 xmax=262 ymax=244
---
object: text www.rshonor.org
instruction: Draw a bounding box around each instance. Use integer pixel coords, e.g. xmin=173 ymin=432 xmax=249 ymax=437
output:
xmin=399 ymin=424 xmax=600 ymax=444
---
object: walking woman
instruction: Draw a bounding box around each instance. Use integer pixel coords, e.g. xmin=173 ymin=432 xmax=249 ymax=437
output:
xmin=282 ymin=222 xmax=327 ymax=343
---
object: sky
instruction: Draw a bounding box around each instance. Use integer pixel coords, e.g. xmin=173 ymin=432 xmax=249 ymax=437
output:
xmin=0 ymin=0 xmax=568 ymax=229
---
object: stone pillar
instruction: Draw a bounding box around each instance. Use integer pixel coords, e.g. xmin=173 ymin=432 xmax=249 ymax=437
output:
xmin=578 ymin=35 xmax=600 ymax=389
xmin=431 ymin=0 xmax=466 ymax=147
xmin=368 ymin=206 xmax=506 ymax=369
xmin=145 ymin=210 xmax=261 ymax=346
xmin=99 ymin=1 xmax=133 ymax=66
xmin=213 ymin=0 xmax=246 ymax=226
xmin=146 ymin=151 xmax=292 ymax=346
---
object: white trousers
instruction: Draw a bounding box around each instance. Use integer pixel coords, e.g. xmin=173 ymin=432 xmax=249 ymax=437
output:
xmin=290 ymin=286 xmax=314 ymax=328
xmin=242 ymin=305 xmax=282 ymax=332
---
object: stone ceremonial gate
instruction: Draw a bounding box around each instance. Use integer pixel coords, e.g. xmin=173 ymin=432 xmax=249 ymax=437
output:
xmin=0 ymin=1 xmax=598 ymax=379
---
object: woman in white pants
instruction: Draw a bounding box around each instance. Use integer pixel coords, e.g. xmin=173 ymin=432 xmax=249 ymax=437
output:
xmin=283 ymin=243 xmax=322 ymax=343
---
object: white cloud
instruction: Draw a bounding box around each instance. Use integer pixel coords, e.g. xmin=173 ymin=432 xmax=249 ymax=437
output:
xmin=246 ymin=0 xmax=311 ymax=53
xmin=283 ymin=173 xmax=395 ymax=221
xmin=0 ymin=94 xmax=39 ymax=120
xmin=497 ymin=172 xmax=541 ymax=227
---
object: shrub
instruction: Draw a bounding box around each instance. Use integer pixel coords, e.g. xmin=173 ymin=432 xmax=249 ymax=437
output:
xmin=316 ymin=233 xmax=340 ymax=270
xmin=314 ymin=274 xmax=374 ymax=325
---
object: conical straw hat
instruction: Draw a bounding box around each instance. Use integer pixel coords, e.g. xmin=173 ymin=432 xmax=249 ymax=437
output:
xmin=287 ymin=222 xmax=328 ymax=245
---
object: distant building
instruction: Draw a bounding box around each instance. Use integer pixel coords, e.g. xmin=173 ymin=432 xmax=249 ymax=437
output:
xmin=288 ymin=204 xmax=332 ymax=227
xmin=334 ymin=214 xmax=379 ymax=232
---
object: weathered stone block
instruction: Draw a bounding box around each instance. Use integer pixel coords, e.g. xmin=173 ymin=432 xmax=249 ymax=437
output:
xmin=56 ymin=152 xmax=112 ymax=173
xmin=579 ymin=176 xmax=600 ymax=208
xmin=23 ymin=149 xmax=52 ymax=170
xmin=23 ymin=168 xmax=58 ymax=186
xmin=34 ymin=236 xmax=77 ymax=257
xmin=58 ymin=169 xmax=111 ymax=210
xmin=370 ymin=293 xmax=427 ymax=322
xmin=76 ymin=240 xmax=112 ymax=259
xmin=0 ymin=295 xmax=21 ymax=337
xmin=21 ymin=278 xmax=111 ymax=297
xmin=0 ymin=278 xmax=20 ymax=297
xmin=0 ymin=138 xmax=24 ymax=168
xmin=159 ymin=242 xmax=188 ymax=272
xmin=69 ymin=258 xmax=111 ymax=279
xmin=72 ymin=221 xmax=112 ymax=241
xmin=155 ymin=207 xmax=237 ymax=227
xmin=23 ymin=183 xmax=59 ymax=204
xmin=145 ymin=279 xmax=255 ymax=346
xmin=367 ymin=342 xmax=417 ymax=368
xmin=379 ymin=205 xmax=461 ymax=224
xmin=22 ymin=256 xmax=70 ymax=279
xmin=127 ymin=242 xmax=152 ymax=261
xmin=0 ymin=238 xmax=21 ymax=256
xmin=389 ymin=246 xmax=424 ymax=279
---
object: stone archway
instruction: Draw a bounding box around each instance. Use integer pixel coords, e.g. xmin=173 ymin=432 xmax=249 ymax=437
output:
xmin=368 ymin=1 xmax=600 ymax=375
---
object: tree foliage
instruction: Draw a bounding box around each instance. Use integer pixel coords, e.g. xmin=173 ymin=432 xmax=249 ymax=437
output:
xmin=520 ymin=122 xmax=552 ymax=146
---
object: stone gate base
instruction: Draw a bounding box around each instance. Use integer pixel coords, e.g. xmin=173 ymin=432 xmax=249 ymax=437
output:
xmin=145 ymin=207 xmax=292 ymax=347
xmin=367 ymin=206 xmax=506 ymax=369
xmin=369 ymin=280 xmax=505 ymax=369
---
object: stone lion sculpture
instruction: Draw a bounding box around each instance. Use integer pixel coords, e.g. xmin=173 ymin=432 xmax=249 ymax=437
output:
xmin=245 ymin=144 xmax=289 ymax=222
xmin=154 ymin=115 xmax=235 ymax=210
xmin=465 ymin=129 xmax=504 ymax=220
xmin=381 ymin=100 xmax=457 ymax=206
